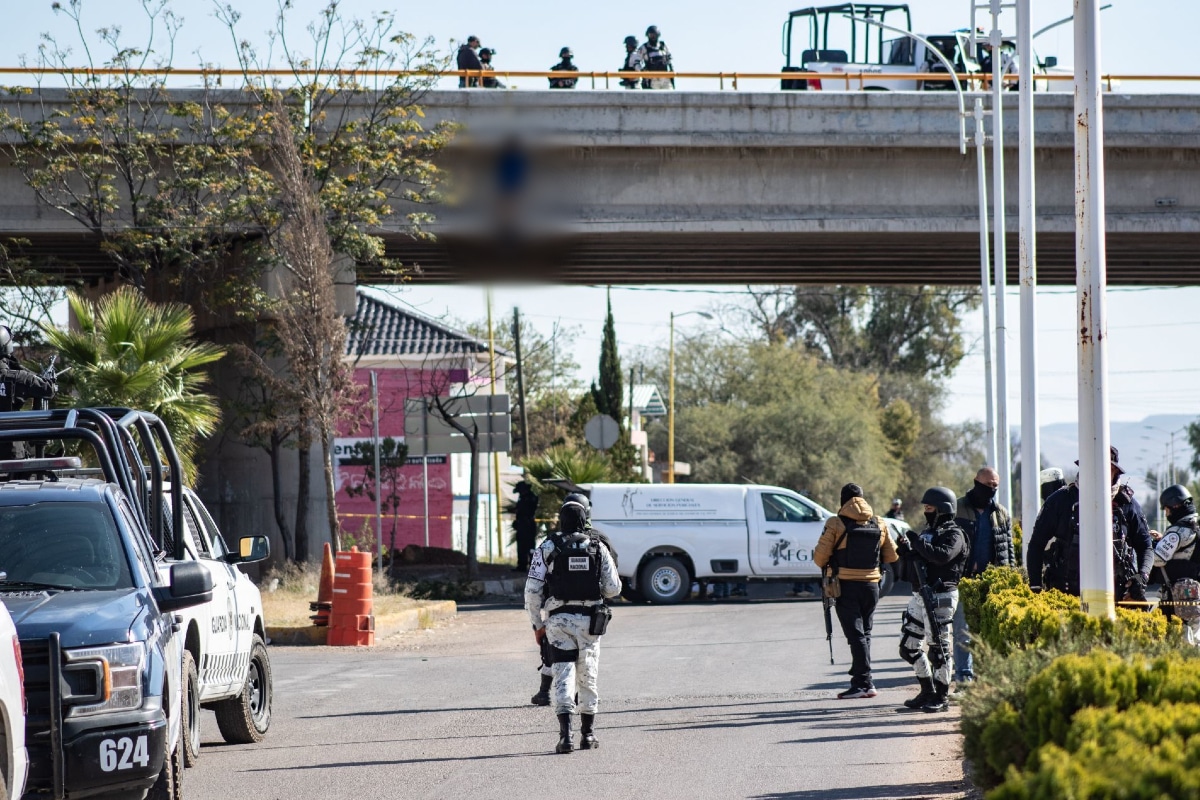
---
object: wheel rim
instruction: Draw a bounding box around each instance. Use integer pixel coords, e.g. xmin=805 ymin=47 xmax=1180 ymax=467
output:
xmin=650 ymin=566 xmax=682 ymax=597
xmin=248 ymin=657 xmax=269 ymax=729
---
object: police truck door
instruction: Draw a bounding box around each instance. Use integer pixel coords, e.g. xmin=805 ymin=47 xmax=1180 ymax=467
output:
xmin=180 ymin=497 xmax=239 ymax=698
xmin=748 ymin=491 xmax=824 ymax=576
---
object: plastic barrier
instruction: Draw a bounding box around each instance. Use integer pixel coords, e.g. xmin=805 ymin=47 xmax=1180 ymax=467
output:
xmin=329 ymin=547 xmax=375 ymax=646
xmin=309 ymin=542 xmax=335 ymax=626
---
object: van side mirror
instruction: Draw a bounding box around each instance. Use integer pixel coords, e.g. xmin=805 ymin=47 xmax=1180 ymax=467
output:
xmin=153 ymin=561 xmax=214 ymax=612
xmin=226 ymin=535 xmax=270 ymax=565
xmin=1043 ymin=55 xmax=1058 ymax=68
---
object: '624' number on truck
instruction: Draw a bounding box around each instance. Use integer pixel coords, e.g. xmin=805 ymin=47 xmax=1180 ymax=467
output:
xmin=99 ymin=736 xmax=150 ymax=772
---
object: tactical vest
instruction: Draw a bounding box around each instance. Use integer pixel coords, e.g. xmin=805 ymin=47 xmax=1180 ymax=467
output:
xmin=1164 ymin=518 xmax=1200 ymax=582
xmin=1049 ymin=495 xmax=1140 ymax=593
xmin=546 ymin=533 xmax=603 ymax=602
xmin=835 ymin=515 xmax=882 ymax=571
xmin=644 ymin=44 xmax=669 ymax=71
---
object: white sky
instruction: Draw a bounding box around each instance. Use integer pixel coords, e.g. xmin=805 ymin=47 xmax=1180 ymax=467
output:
xmin=6 ymin=1 xmax=1199 ymax=434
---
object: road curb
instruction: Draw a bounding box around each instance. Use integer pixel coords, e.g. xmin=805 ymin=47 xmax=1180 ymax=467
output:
xmin=265 ymin=599 xmax=458 ymax=645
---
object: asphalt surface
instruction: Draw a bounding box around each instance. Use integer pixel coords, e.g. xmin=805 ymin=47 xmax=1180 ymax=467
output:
xmin=185 ymin=592 xmax=970 ymax=800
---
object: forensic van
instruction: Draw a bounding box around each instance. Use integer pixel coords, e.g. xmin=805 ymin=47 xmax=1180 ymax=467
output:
xmin=584 ymin=483 xmax=906 ymax=604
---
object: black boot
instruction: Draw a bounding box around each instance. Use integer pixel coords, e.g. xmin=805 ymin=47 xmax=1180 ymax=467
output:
xmin=580 ymin=713 xmax=598 ymax=750
xmin=922 ymin=681 xmax=950 ymax=712
xmin=904 ymin=678 xmax=935 ymax=710
xmin=531 ymin=674 xmax=552 ymax=706
xmin=555 ymin=713 xmax=573 ymax=754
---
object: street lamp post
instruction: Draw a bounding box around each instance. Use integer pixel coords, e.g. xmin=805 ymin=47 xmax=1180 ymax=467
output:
xmin=668 ymin=310 xmax=712 ymax=484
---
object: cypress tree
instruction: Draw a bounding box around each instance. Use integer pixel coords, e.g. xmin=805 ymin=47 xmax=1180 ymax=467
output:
xmin=593 ymin=289 xmax=623 ymax=426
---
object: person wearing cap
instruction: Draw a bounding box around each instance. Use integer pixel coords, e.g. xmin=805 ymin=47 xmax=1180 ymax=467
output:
xmin=524 ymin=496 xmax=621 ymax=753
xmin=1153 ymin=484 xmax=1200 ymax=645
xmin=813 ymin=483 xmax=899 ymax=699
xmin=637 ymin=26 xmax=674 ymax=89
xmin=549 ymin=47 xmax=579 ymax=89
xmin=1039 ymin=467 xmax=1066 ymax=504
xmin=1026 ymin=445 xmax=1154 ymax=602
xmin=457 ymin=35 xmax=483 ymax=87
xmin=952 ymin=467 xmax=1014 ymax=683
xmin=894 ymin=487 xmax=968 ymax=712
xmin=478 ymin=48 xmax=505 ymax=88
xmin=885 ymin=498 xmax=905 ymax=521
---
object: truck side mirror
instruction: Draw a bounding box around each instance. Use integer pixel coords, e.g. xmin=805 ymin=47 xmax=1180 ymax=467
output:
xmin=153 ymin=561 xmax=214 ymax=612
xmin=1043 ymin=55 xmax=1058 ymax=69
xmin=226 ymin=535 xmax=270 ymax=565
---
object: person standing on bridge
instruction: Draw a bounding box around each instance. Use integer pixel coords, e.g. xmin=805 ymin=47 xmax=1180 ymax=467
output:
xmin=479 ymin=48 xmax=505 ymax=89
xmin=525 ymin=497 xmax=621 ymax=753
xmin=549 ymin=47 xmax=579 ymax=89
xmin=894 ymin=487 xmax=967 ymax=713
xmin=619 ymin=35 xmax=642 ymax=88
xmin=637 ymin=26 xmax=673 ymax=89
xmin=813 ymin=483 xmax=898 ymax=699
xmin=457 ymin=35 xmax=483 ymax=87
xmin=951 ymin=467 xmax=1014 ymax=684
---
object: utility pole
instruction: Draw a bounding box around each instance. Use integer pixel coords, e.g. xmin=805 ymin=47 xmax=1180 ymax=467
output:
xmin=973 ymin=99 xmax=997 ymax=469
xmin=1074 ymin=0 xmax=1114 ymax=619
xmin=512 ymin=308 xmax=529 ymax=461
xmin=986 ymin=0 xmax=1012 ymax=513
xmin=1017 ymin=0 xmax=1041 ymax=560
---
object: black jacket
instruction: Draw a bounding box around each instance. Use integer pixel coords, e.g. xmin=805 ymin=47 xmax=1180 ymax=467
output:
xmin=457 ymin=45 xmax=482 ymax=87
xmin=904 ymin=518 xmax=967 ymax=589
xmin=1026 ymin=483 xmax=1154 ymax=594
xmin=955 ymin=495 xmax=1016 ymax=574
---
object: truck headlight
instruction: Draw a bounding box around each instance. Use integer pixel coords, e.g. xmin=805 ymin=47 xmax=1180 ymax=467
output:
xmin=64 ymin=643 xmax=145 ymax=716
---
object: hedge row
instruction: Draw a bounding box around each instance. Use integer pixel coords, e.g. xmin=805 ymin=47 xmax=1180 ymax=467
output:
xmin=958 ymin=567 xmax=1196 ymax=797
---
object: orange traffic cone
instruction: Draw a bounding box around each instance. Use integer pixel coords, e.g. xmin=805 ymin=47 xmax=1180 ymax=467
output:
xmin=309 ymin=542 xmax=335 ymax=627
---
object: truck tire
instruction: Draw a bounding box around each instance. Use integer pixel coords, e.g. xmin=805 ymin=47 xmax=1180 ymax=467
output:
xmin=182 ymin=650 xmax=201 ymax=767
xmin=148 ymin=718 xmax=184 ymax=800
xmin=214 ymin=635 xmax=272 ymax=744
xmin=880 ymin=562 xmax=895 ymax=597
xmin=1 ymin=765 xmax=7 ymax=800
xmin=639 ymin=556 xmax=690 ymax=605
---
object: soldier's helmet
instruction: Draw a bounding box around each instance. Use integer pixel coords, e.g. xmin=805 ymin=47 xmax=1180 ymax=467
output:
xmin=920 ymin=487 xmax=956 ymax=516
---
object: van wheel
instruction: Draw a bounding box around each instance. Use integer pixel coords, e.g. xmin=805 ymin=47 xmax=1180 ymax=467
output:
xmin=182 ymin=650 xmax=201 ymax=767
xmin=880 ymin=563 xmax=895 ymax=597
xmin=639 ymin=556 xmax=690 ymax=605
xmin=214 ymin=635 xmax=272 ymax=743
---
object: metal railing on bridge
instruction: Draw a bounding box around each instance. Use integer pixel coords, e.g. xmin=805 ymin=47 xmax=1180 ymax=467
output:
xmin=0 ymin=67 xmax=1196 ymax=93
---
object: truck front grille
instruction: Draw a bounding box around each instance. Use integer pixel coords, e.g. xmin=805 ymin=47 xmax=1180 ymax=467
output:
xmin=19 ymin=638 xmax=55 ymax=792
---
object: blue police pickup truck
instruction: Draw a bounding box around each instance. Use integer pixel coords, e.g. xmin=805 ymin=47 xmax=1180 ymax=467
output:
xmin=0 ymin=410 xmax=212 ymax=800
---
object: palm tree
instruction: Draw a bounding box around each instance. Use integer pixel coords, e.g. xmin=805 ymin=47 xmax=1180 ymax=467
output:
xmin=42 ymin=287 xmax=225 ymax=483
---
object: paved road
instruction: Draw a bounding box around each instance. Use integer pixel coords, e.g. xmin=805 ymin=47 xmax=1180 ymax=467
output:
xmin=186 ymin=594 xmax=969 ymax=800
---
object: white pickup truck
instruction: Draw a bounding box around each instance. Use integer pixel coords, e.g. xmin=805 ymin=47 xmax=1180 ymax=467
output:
xmin=0 ymin=601 xmax=26 ymax=800
xmin=584 ymin=483 xmax=907 ymax=604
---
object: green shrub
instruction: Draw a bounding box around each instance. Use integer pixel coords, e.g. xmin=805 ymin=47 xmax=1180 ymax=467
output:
xmin=990 ymin=701 xmax=1200 ymax=800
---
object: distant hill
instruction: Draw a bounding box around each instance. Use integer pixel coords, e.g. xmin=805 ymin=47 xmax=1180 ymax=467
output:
xmin=1035 ymin=414 xmax=1196 ymax=496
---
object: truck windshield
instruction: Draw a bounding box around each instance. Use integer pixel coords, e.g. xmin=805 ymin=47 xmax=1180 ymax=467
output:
xmin=0 ymin=502 xmax=134 ymax=590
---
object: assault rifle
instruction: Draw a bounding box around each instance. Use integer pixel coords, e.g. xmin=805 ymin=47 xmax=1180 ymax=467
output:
xmin=912 ymin=556 xmax=952 ymax=670
xmin=822 ymin=583 xmax=835 ymax=665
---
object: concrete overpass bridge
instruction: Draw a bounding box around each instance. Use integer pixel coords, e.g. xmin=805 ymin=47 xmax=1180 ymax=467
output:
xmin=1 ymin=89 xmax=1198 ymax=285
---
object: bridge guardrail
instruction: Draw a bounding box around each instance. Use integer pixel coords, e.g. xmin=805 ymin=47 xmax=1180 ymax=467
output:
xmin=0 ymin=67 xmax=1195 ymax=92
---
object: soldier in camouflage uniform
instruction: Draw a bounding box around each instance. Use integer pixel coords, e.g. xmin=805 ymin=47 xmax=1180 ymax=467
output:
xmin=524 ymin=497 xmax=621 ymax=754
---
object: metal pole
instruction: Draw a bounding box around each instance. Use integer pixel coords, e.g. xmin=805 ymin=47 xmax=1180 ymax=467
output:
xmin=423 ymin=456 xmax=430 ymax=547
xmin=486 ymin=289 xmax=504 ymax=562
xmin=990 ymin=0 xmax=1012 ymax=512
xmin=370 ymin=371 xmax=383 ymax=578
xmin=1018 ymin=0 xmax=1040 ymax=558
xmin=512 ymin=308 xmax=529 ymax=461
xmin=974 ymin=99 xmax=997 ymax=469
xmin=667 ymin=311 xmax=676 ymax=484
xmin=1074 ymin=0 xmax=1114 ymax=619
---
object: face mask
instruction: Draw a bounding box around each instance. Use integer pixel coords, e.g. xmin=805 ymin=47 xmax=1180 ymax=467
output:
xmin=973 ymin=480 xmax=998 ymax=501
xmin=925 ymin=511 xmax=938 ymax=528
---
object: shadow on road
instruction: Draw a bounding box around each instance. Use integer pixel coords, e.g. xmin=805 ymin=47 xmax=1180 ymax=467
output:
xmin=241 ymin=751 xmax=552 ymax=772
xmin=751 ymin=779 xmax=967 ymax=799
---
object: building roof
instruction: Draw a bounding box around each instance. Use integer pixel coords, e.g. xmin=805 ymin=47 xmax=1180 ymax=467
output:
xmin=346 ymin=290 xmax=511 ymax=359
xmin=630 ymin=384 xmax=666 ymax=416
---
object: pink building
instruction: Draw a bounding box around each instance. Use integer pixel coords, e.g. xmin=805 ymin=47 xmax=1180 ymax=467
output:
xmin=337 ymin=290 xmax=513 ymax=558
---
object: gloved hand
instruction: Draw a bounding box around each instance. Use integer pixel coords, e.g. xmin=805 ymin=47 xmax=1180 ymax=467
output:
xmin=534 ymin=627 xmax=546 ymax=645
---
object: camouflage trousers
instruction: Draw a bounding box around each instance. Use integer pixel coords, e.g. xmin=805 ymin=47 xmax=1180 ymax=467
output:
xmin=546 ymin=611 xmax=602 ymax=715
xmin=899 ymin=589 xmax=958 ymax=686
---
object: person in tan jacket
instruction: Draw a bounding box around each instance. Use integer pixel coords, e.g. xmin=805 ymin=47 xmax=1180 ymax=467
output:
xmin=814 ymin=483 xmax=899 ymax=698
